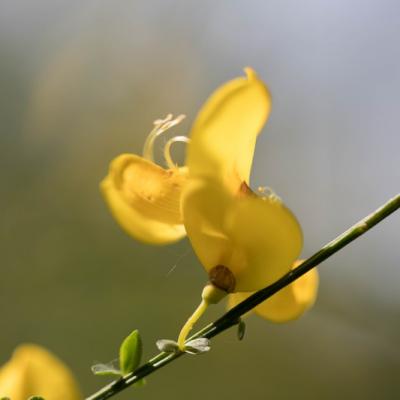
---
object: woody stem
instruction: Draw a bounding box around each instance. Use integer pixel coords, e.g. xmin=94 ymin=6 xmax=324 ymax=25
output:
xmin=86 ymin=193 xmax=400 ymax=400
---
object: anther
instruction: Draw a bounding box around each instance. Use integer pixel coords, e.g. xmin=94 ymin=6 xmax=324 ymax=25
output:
xmin=257 ymin=185 xmax=282 ymax=203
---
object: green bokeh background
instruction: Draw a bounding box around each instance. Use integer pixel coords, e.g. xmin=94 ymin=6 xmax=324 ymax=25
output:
xmin=1 ymin=1 xmax=399 ymax=399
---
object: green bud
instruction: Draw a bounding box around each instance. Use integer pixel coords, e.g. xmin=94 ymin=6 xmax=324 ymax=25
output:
xmin=119 ymin=330 xmax=143 ymax=375
xmin=91 ymin=362 xmax=121 ymax=377
xmin=237 ymin=320 xmax=246 ymax=341
xmin=184 ymin=338 xmax=210 ymax=355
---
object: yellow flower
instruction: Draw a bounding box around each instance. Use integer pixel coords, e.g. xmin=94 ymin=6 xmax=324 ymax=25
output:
xmin=0 ymin=344 xmax=81 ymax=400
xmin=182 ymin=68 xmax=303 ymax=292
xmin=175 ymin=68 xmax=318 ymax=346
xmin=101 ymin=68 xmax=319 ymax=347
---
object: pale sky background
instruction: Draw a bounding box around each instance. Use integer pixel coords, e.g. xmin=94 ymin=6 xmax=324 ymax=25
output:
xmin=1 ymin=1 xmax=399 ymax=399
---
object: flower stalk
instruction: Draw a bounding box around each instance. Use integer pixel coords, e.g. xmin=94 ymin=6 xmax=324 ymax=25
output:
xmin=86 ymin=193 xmax=399 ymax=400
xmin=177 ymin=299 xmax=209 ymax=349
xmin=177 ymin=283 xmax=227 ymax=349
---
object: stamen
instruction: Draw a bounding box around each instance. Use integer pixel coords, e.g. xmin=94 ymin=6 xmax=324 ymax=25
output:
xmin=257 ymin=186 xmax=268 ymax=194
xmin=142 ymin=114 xmax=186 ymax=162
xmin=163 ymin=136 xmax=190 ymax=169
xmin=258 ymin=185 xmax=282 ymax=203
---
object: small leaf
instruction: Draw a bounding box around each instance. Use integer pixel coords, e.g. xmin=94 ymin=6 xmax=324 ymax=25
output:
xmin=91 ymin=362 xmax=122 ymax=377
xmin=184 ymin=338 xmax=210 ymax=355
xmin=133 ymin=378 xmax=147 ymax=388
xmin=237 ymin=320 xmax=246 ymax=341
xmin=156 ymin=339 xmax=179 ymax=353
xmin=1 ymin=397 xmax=11 ymax=400
xmin=28 ymin=397 xmax=46 ymax=400
xmin=119 ymin=329 xmax=143 ymax=375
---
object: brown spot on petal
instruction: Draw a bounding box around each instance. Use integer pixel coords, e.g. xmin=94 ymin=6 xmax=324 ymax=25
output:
xmin=238 ymin=181 xmax=256 ymax=197
xmin=209 ymin=265 xmax=236 ymax=293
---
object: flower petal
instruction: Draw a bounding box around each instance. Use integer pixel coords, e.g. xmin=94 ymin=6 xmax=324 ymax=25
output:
xmin=224 ymin=192 xmax=303 ymax=291
xmin=182 ymin=178 xmax=302 ymax=291
xmin=101 ymin=154 xmax=186 ymax=244
xmin=181 ymin=178 xmax=232 ymax=272
xmin=228 ymin=262 xmax=319 ymax=322
xmin=0 ymin=344 xmax=81 ymax=400
xmin=186 ymin=68 xmax=271 ymax=190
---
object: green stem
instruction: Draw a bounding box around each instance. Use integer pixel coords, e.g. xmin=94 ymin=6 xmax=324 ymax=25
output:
xmin=86 ymin=193 xmax=400 ymax=400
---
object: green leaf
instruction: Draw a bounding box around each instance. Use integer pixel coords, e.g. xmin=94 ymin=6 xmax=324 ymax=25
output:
xmin=119 ymin=329 xmax=143 ymax=375
xmin=28 ymin=397 xmax=46 ymax=400
xmin=133 ymin=378 xmax=147 ymax=388
xmin=91 ymin=362 xmax=122 ymax=377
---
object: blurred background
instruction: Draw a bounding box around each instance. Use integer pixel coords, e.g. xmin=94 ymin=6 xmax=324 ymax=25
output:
xmin=1 ymin=1 xmax=399 ymax=399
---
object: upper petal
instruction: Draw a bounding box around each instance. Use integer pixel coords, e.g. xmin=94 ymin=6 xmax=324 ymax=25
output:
xmin=182 ymin=178 xmax=302 ymax=292
xmin=0 ymin=344 xmax=81 ymax=400
xmin=101 ymin=154 xmax=186 ymax=244
xmin=186 ymin=68 xmax=271 ymax=190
